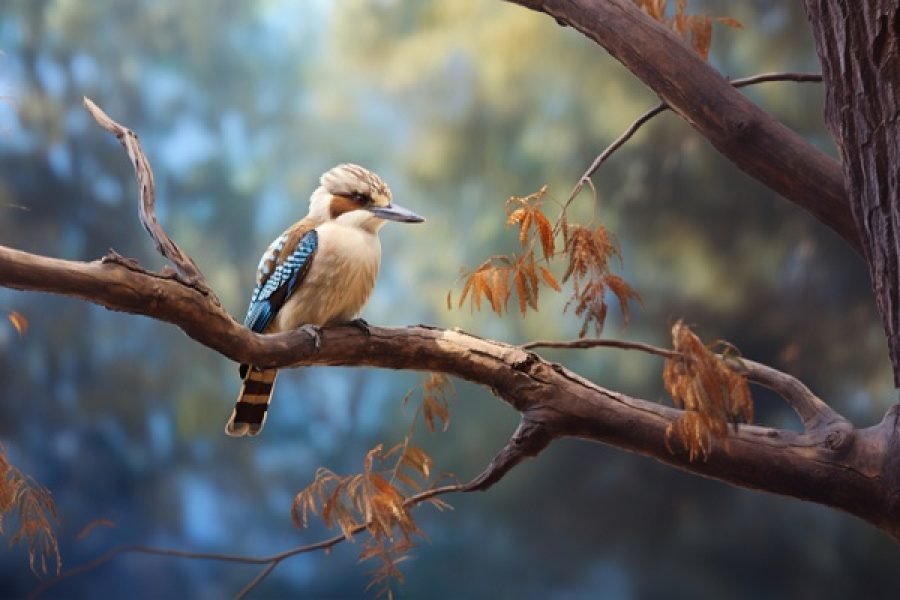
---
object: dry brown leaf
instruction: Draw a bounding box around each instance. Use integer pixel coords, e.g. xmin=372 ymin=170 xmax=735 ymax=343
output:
xmin=518 ymin=210 xmax=533 ymax=245
xmin=7 ymin=311 xmax=27 ymax=337
xmin=401 ymin=446 xmax=432 ymax=480
xmin=534 ymin=211 xmax=555 ymax=260
xmin=514 ymin=268 xmax=528 ymax=316
xmin=689 ymin=16 xmax=713 ymax=59
xmin=716 ymin=16 xmax=743 ymax=28
xmin=605 ymin=274 xmax=641 ymax=325
xmin=507 ymin=207 xmax=526 ymax=226
xmin=492 ymin=268 xmax=509 ymax=312
xmin=539 ymin=266 xmax=561 ymax=292
xmin=458 ymin=272 xmax=475 ymax=309
xmin=421 ymin=373 xmax=453 ymax=432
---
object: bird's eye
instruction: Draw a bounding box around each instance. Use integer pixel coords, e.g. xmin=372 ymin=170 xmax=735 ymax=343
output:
xmin=350 ymin=193 xmax=369 ymax=204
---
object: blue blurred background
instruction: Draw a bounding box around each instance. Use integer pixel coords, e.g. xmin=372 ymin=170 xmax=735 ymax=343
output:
xmin=1 ymin=0 xmax=898 ymax=598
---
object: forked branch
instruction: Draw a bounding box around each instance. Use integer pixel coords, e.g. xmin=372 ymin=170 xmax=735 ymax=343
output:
xmin=83 ymin=98 xmax=209 ymax=289
xmin=523 ymin=337 xmax=845 ymax=434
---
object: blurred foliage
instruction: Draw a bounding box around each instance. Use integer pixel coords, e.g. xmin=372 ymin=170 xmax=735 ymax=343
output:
xmin=0 ymin=446 xmax=59 ymax=576
xmin=0 ymin=0 xmax=898 ymax=598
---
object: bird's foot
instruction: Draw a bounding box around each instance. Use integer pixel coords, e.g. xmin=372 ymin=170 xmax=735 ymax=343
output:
xmin=347 ymin=318 xmax=371 ymax=336
xmin=299 ymin=324 xmax=323 ymax=350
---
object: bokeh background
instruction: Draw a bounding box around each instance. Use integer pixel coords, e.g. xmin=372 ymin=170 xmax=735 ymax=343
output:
xmin=1 ymin=1 xmax=899 ymax=598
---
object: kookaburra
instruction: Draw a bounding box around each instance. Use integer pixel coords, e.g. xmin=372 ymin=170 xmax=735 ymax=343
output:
xmin=225 ymin=164 xmax=424 ymax=437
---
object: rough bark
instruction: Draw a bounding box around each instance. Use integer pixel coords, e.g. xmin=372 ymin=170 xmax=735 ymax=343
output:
xmin=801 ymin=0 xmax=900 ymax=385
xmin=1 ymin=244 xmax=899 ymax=540
xmin=504 ymin=0 xmax=861 ymax=253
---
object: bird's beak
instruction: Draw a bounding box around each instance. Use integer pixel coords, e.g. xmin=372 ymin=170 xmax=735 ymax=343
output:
xmin=368 ymin=203 xmax=425 ymax=223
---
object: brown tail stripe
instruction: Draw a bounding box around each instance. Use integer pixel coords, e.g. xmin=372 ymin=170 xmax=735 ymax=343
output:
xmin=234 ymin=401 xmax=269 ymax=423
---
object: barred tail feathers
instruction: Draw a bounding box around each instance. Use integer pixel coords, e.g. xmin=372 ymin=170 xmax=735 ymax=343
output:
xmin=225 ymin=366 xmax=278 ymax=437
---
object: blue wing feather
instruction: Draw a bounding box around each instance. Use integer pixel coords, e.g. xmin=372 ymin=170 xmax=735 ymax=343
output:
xmin=244 ymin=229 xmax=318 ymax=333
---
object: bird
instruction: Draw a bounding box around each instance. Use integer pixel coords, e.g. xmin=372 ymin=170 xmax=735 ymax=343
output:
xmin=225 ymin=163 xmax=424 ymax=437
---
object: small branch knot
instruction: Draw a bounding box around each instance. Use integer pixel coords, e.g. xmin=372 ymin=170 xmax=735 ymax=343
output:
xmin=822 ymin=422 xmax=856 ymax=455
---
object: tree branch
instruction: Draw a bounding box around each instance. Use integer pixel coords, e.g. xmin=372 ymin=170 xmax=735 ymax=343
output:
xmin=504 ymin=0 xmax=861 ymax=254
xmin=31 ymin=419 xmax=541 ymax=599
xmin=83 ymin=98 xmax=210 ymax=289
xmin=462 ymin=418 xmax=552 ymax=491
xmin=736 ymin=359 xmax=848 ymax=432
xmin=569 ymin=72 xmax=824 ymax=204
xmin=522 ymin=337 xmax=846 ymax=433
xmin=2 ymin=241 xmax=895 ymax=539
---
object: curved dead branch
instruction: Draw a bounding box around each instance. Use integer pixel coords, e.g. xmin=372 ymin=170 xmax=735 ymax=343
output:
xmin=83 ymin=98 xmax=209 ymax=289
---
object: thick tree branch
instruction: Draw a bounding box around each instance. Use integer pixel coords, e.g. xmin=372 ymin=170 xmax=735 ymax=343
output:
xmin=504 ymin=0 xmax=861 ymax=254
xmin=1 ymin=242 xmax=897 ymax=540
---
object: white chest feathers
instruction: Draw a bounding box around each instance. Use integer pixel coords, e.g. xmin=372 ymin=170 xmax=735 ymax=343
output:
xmin=273 ymin=221 xmax=381 ymax=331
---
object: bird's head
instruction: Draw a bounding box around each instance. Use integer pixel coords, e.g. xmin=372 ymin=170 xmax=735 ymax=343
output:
xmin=308 ymin=163 xmax=424 ymax=232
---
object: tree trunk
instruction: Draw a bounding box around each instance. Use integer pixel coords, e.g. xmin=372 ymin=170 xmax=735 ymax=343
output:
xmin=803 ymin=0 xmax=900 ymax=386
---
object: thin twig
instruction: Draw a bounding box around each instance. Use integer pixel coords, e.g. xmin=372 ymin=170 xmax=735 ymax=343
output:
xmin=565 ymin=72 xmax=823 ymax=208
xmin=566 ymin=103 xmax=667 ymax=207
xmin=522 ymin=335 xmax=843 ymax=432
xmin=34 ymin=418 xmax=546 ymax=599
xmin=522 ymin=337 xmax=679 ymax=359
xmin=236 ymin=562 xmax=279 ymax=600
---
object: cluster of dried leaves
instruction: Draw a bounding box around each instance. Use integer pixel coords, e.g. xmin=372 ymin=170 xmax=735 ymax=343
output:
xmin=662 ymin=321 xmax=753 ymax=461
xmin=634 ymin=0 xmax=742 ymax=59
xmin=451 ymin=186 xmax=638 ymax=336
xmin=561 ymin=220 xmax=640 ymax=336
xmin=0 ymin=447 xmax=60 ymax=575
xmin=451 ymin=187 xmax=558 ymax=317
xmin=292 ymin=374 xmax=454 ymax=598
xmin=409 ymin=372 xmax=454 ymax=433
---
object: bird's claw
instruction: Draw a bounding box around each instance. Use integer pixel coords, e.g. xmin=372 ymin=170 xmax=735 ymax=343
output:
xmin=299 ymin=324 xmax=323 ymax=350
xmin=347 ymin=318 xmax=371 ymax=336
